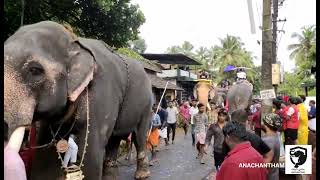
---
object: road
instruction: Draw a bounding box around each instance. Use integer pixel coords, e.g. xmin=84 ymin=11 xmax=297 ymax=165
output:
xmin=116 ymin=128 xmax=217 ymax=180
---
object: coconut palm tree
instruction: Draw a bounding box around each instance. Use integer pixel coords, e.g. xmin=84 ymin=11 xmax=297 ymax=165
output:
xmin=211 ymin=35 xmax=254 ymax=72
xmin=209 ymin=35 xmax=255 ymax=82
xmin=288 ymin=25 xmax=316 ymax=67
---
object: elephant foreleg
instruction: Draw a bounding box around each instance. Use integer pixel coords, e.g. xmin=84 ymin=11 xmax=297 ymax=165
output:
xmin=103 ymin=136 xmax=121 ymax=179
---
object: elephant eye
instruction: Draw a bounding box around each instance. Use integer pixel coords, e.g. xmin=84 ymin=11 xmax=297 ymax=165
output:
xmin=24 ymin=61 xmax=45 ymax=84
xmin=29 ymin=66 xmax=44 ymax=76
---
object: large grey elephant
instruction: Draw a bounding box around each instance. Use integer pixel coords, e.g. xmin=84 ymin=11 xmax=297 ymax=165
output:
xmin=4 ymin=21 xmax=153 ymax=180
xmin=226 ymin=81 xmax=253 ymax=115
xmin=211 ymin=87 xmax=228 ymax=107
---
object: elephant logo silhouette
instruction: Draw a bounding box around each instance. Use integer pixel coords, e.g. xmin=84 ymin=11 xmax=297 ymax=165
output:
xmin=289 ymin=146 xmax=307 ymax=168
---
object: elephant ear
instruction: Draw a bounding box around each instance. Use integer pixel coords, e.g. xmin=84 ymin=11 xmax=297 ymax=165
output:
xmin=67 ymin=39 xmax=96 ymax=102
xmin=193 ymin=84 xmax=198 ymax=100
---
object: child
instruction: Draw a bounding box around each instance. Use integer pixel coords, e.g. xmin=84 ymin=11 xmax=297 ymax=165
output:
xmin=193 ymin=103 xmax=208 ymax=164
xmin=146 ymin=105 xmax=161 ymax=166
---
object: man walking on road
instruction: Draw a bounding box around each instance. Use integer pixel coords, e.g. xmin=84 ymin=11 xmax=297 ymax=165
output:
xmin=179 ymin=101 xmax=191 ymax=137
xmin=166 ymin=101 xmax=179 ymax=144
xmin=147 ymin=105 xmax=162 ymax=166
xmin=205 ymin=108 xmax=229 ymax=170
xmin=189 ymin=100 xmax=199 ymax=146
xmin=193 ymin=103 xmax=208 ymax=164
xmin=158 ymin=106 xmax=169 ymax=146
xmin=216 ymin=121 xmax=268 ymax=180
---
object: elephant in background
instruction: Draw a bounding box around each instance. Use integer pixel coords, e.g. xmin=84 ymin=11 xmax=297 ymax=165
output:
xmin=211 ymin=87 xmax=228 ymax=107
xmin=193 ymin=80 xmax=215 ymax=109
xmin=4 ymin=21 xmax=152 ymax=180
xmin=226 ymin=81 xmax=253 ymax=115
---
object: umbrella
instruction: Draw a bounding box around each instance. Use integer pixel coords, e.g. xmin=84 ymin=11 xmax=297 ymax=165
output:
xmin=223 ymin=65 xmax=236 ymax=72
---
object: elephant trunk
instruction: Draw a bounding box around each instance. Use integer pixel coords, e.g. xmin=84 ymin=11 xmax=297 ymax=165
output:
xmin=4 ymin=63 xmax=36 ymax=138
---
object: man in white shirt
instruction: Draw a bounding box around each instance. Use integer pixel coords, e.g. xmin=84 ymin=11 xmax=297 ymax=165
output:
xmin=63 ymin=134 xmax=78 ymax=168
xmin=189 ymin=100 xmax=199 ymax=146
xmin=166 ymin=101 xmax=179 ymax=144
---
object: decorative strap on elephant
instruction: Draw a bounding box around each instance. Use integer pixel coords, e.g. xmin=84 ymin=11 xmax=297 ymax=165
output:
xmin=29 ymin=100 xmax=80 ymax=150
xmin=53 ymin=87 xmax=90 ymax=180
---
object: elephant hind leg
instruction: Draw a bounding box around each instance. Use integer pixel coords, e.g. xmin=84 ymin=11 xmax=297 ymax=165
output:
xmin=102 ymin=136 xmax=121 ymax=178
xmin=132 ymin=115 xmax=151 ymax=179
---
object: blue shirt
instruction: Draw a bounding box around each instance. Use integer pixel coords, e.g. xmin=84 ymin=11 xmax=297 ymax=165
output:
xmin=309 ymin=106 xmax=316 ymax=118
xmin=152 ymin=113 xmax=161 ymax=128
xmin=157 ymin=109 xmax=168 ymax=125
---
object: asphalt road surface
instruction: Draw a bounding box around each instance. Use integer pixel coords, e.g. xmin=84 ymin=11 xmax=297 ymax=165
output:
xmin=116 ymin=128 xmax=217 ymax=180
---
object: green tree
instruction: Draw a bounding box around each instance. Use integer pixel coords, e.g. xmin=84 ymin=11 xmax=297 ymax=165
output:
xmin=4 ymin=0 xmax=145 ymax=48
xmin=288 ymin=25 xmax=316 ymax=75
xmin=209 ymin=35 xmax=255 ymax=83
xmin=278 ymin=70 xmax=316 ymax=96
xmin=195 ymin=46 xmax=211 ymax=70
xmin=129 ymin=37 xmax=147 ymax=53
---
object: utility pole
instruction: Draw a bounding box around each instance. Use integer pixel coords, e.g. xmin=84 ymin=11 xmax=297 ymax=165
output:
xmin=272 ymin=0 xmax=279 ymax=95
xmin=261 ymin=0 xmax=273 ymax=118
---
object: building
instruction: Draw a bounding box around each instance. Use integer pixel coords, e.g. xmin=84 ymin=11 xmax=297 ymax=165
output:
xmin=141 ymin=53 xmax=202 ymax=103
xmin=119 ymin=54 xmax=183 ymax=106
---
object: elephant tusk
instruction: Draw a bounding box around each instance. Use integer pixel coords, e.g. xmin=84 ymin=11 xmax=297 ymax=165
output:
xmin=7 ymin=126 xmax=26 ymax=153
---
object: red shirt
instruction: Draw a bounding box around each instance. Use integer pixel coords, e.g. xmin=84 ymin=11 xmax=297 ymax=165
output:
xmin=282 ymin=105 xmax=299 ymax=130
xmin=252 ymin=110 xmax=261 ymax=129
xmin=216 ymin=142 xmax=268 ymax=180
xmin=179 ymin=105 xmax=190 ymax=121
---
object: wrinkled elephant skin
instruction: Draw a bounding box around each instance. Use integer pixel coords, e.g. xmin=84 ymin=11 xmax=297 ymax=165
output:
xmin=4 ymin=21 xmax=153 ymax=180
xmin=227 ymin=82 xmax=253 ymax=115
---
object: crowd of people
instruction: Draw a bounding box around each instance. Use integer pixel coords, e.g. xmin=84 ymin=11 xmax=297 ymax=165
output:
xmin=145 ymin=93 xmax=316 ymax=180
xmin=4 ymin=93 xmax=316 ymax=180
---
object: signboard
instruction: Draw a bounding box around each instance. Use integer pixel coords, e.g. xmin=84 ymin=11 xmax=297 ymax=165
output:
xmin=252 ymin=95 xmax=261 ymax=99
xmin=272 ymin=64 xmax=281 ymax=85
xmin=260 ymin=89 xmax=276 ymax=99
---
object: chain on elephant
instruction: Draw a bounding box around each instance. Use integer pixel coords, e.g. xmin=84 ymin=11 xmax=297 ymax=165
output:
xmin=103 ymin=160 xmax=119 ymax=180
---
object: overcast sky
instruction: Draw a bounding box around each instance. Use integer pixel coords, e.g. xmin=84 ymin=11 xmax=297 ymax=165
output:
xmin=132 ymin=0 xmax=316 ymax=72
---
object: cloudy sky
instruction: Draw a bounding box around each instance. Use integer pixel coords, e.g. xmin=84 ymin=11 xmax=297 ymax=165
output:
xmin=132 ymin=0 xmax=316 ymax=72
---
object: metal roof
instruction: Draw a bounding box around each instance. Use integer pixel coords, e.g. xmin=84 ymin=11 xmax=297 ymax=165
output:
xmin=147 ymin=73 xmax=184 ymax=91
xmin=119 ymin=54 xmax=162 ymax=72
xmin=140 ymin=53 xmax=202 ymax=65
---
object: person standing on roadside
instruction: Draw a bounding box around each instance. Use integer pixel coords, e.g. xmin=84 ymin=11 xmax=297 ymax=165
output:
xmin=251 ymin=103 xmax=262 ymax=137
xmin=308 ymin=100 xmax=316 ymax=119
xmin=166 ymin=101 xmax=179 ymax=144
xmin=283 ymin=97 xmax=299 ymax=145
xmin=179 ymin=101 xmax=191 ymax=137
xmin=296 ymin=97 xmax=309 ymax=145
xmin=261 ymin=113 xmax=282 ymax=180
